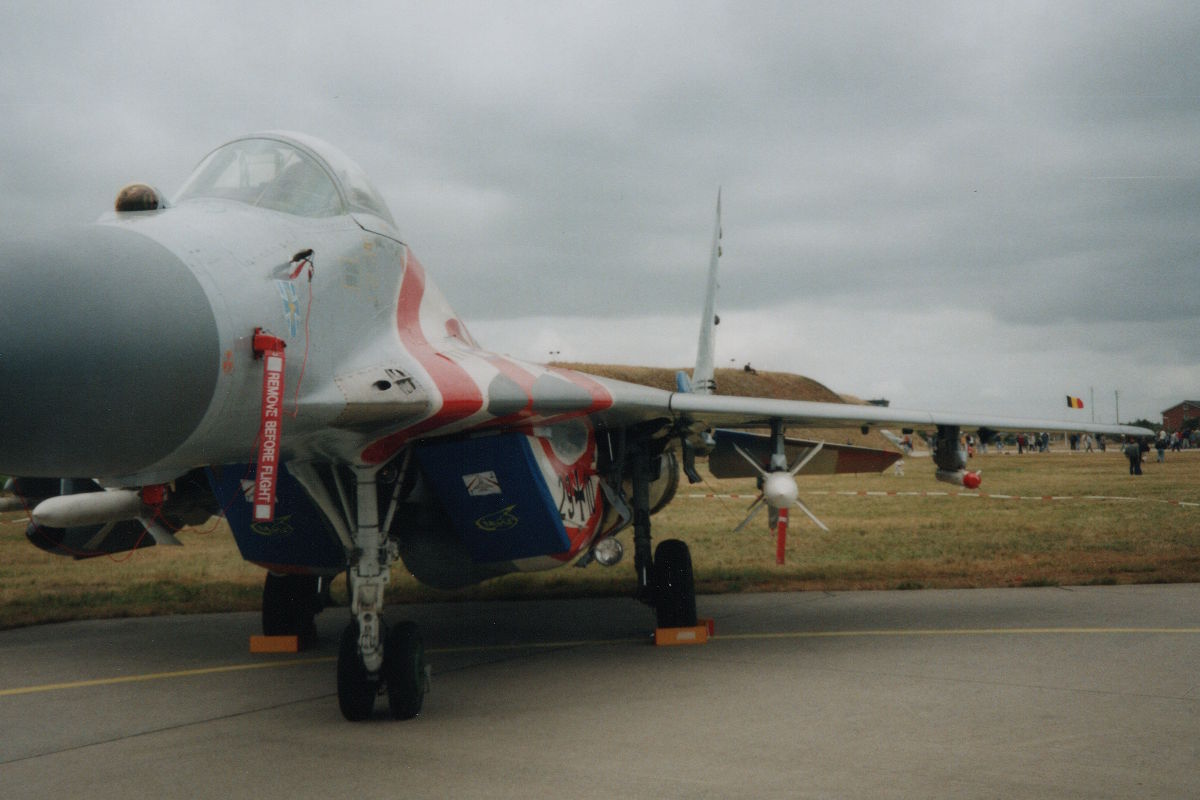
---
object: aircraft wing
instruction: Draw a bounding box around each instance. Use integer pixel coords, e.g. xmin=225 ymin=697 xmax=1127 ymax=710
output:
xmin=578 ymin=372 xmax=1151 ymax=439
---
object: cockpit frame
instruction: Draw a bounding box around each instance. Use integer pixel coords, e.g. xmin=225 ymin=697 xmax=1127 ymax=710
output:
xmin=174 ymin=131 xmax=397 ymax=228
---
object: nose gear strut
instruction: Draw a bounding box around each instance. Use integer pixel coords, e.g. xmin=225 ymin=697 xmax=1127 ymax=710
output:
xmin=337 ymin=465 xmax=429 ymax=721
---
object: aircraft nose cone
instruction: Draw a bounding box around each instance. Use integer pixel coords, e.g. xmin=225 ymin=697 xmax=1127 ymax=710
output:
xmin=0 ymin=224 xmax=220 ymax=478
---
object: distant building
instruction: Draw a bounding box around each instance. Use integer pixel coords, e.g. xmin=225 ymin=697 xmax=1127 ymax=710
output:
xmin=1162 ymin=401 xmax=1200 ymax=431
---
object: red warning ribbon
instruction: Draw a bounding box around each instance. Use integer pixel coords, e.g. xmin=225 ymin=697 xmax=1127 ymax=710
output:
xmin=252 ymin=331 xmax=287 ymax=521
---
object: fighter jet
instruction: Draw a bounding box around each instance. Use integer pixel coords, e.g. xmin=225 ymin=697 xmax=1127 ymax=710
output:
xmin=0 ymin=132 xmax=1150 ymax=720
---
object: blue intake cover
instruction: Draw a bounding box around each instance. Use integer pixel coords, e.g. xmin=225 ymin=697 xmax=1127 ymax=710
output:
xmin=207 ymin=463 xmax=346 ymax=573
xmin=413 ymin=433 xmax=570 ymax=563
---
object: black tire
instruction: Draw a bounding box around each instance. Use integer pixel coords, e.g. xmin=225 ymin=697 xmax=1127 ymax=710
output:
xmin=262 ymin=573 xmax=320 ymax=648
xmin=383 ymin=621 xmax=427 ymax=720
xmin=653 ymin=539 xmax=697 ymax=628
xmin=337 ymin=622 xmax=376 ymax=721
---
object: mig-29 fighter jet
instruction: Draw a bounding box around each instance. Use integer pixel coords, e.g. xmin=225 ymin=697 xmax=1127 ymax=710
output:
xmin=0 ymin=132 xmax=1150 ymax=720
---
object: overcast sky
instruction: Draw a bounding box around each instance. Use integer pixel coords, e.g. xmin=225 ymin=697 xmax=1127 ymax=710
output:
xmin=2 ymin=1 xmax=1196 ymax=424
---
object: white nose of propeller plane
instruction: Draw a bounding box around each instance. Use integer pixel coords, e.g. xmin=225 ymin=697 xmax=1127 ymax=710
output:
xmin=0 ymin=224 xmax=220 ymax=478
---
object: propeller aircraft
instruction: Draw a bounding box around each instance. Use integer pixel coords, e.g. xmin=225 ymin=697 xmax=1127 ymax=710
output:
xmin=0 ymin=132 xmax=1151 ymax=720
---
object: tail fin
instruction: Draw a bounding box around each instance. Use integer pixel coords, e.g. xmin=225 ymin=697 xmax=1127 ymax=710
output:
xmin=691 ymin=189 xmax=722 ymax=395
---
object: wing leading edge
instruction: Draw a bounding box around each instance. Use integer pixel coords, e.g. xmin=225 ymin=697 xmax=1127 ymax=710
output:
xmin=576 ymin=370 xmax=1152 ymax=440
xmin=667 ymin=391 xmax=1151 ymax=438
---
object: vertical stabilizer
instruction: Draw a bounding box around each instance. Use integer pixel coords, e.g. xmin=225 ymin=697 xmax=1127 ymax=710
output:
xmin=691 ymin=189 xmax=722 ymax=395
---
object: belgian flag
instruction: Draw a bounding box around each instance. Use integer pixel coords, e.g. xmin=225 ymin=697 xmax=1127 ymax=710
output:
xmin=1066 ymin=395 xmax=1085 ymax=409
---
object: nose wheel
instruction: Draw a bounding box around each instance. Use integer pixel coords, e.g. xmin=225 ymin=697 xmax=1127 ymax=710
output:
xmin=384 ymin=621 xmax=428 ymax=720
xmin=337 ymin=621 xmax=377 ymax=721
xmin=337 ymin=619 xmax=428 ymax=721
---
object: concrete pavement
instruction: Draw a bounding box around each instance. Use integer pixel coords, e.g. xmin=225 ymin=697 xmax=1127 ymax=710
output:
xmin=1 ymin=585 xmax=1198 ymax=798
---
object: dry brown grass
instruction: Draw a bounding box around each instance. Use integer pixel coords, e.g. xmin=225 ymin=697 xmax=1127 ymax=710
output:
xmin=0 ymin=515 xmax=264 ymax=628
xmin=554 ymin=362 xmax=846 ymax=402
xmin=2 ymin=449 xmax=1197 ymax=628
xmin=673 ymin=448 xmax=1200 ymax=592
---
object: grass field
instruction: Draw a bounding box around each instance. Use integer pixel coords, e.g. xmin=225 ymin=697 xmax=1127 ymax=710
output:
xmin=1 ymin=449 xmax=1197 ymax=629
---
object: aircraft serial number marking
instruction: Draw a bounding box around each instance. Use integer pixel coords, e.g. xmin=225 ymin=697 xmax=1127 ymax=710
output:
xmin=557 ymin=470 xmax=598 ymax=527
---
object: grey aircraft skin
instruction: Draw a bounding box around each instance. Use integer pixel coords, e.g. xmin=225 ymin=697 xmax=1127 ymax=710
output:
xmin=0 ymin=132 xmax=1150 ymax=720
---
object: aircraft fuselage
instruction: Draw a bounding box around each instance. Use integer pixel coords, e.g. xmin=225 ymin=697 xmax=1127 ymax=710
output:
xmin=0 ymin=139 xmax=637 ymax=577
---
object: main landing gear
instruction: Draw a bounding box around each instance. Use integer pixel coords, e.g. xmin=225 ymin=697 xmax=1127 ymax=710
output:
xmin=629 ymin=443 xmax=698 ymax=629
xmin=336 ymin=466 xmax=428 ymax=721
xmin=652 ymin=538 xmax=697 ymax=628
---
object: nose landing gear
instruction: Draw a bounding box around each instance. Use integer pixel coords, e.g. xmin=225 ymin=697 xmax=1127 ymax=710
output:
xmin=336 ymin=465 xmax=428 ymax=721
xmin=337 ymin=619 xmax=428 ymax=721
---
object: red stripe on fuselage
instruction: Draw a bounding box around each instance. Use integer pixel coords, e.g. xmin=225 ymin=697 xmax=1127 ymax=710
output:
xmin=361 ymin=253 xmax=484 ymax=464
xmin=483 ymin=355 xmax=537 ymax=426
xmin=548 ymin=366 xmax=614 ymax=414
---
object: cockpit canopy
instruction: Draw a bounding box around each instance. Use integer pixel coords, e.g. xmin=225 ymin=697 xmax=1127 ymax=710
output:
xmin=174 ymin=132 xmax=396 ymax=226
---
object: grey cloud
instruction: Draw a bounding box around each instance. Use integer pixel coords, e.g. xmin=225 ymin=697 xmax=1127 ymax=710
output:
xmin=0 ymin=1 xmax=1195 ymax=421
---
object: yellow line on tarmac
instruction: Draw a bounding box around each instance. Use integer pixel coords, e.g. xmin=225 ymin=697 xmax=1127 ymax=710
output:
xmin=420 ymin=627 xmax=1200 ymax=653
xmin=429 ymin=637 xmax=646 ymax=655
xmin=0 ymin=639 xmax=642 ymax=698
xmin=717 ymin=627 xmax=1200 ymax=642
xmin=4 ymin=627 xmax=1198 ymax=698
xmin=0 ymin=656 xmax=334 ymax=697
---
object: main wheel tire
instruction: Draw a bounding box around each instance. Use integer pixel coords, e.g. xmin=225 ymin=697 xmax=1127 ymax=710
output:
xmin=337 ymin=622 xmax=377 ymax=721
xmin=383 ymin=621 xmax=427 ymax=720
xmin=262 ymin=573 xmax=320 ymax=648
xmin=653 ymin=539 xmax=697 ymax=628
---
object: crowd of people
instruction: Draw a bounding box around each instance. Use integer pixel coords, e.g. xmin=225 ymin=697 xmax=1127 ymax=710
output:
xmin=1008 ymin=428 xmax=1196 ymax=476
xmin=907 ymin=427 xmax=1198 ymax=478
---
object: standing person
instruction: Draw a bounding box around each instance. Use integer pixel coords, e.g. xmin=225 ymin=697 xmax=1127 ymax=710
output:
xmin=1155 ymin=434 xmax=1167 ymax=463
xmin=1123 ymin=437 xmax=1143 ymax=475
xmin=1017 ymin=433 xmax=1026 ymax=454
